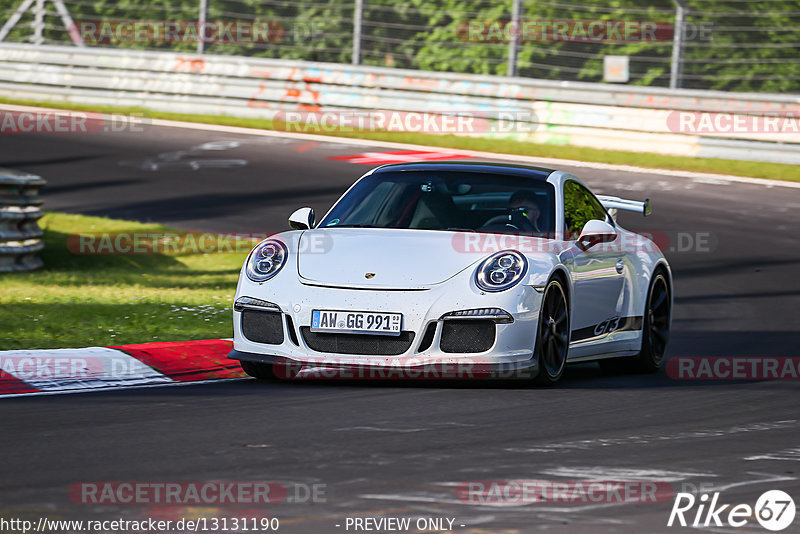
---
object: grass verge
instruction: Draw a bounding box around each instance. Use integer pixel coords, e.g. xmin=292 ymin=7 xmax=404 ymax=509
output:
xmin=0 ymin=212 xmax=247 ymax=350
xmin=1 ymin=96 xmax=799 ymax=182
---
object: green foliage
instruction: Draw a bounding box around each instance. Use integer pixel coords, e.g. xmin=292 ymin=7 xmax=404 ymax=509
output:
xmin=680 ymin=1 xmax=800 ymax=92
xmin=0 ymin=0 xmax=797 ymax=91
xmin=563 ymin=181 xmax=608 ymax=238
xmin=383 ymin=0 xmax=512 ymax=75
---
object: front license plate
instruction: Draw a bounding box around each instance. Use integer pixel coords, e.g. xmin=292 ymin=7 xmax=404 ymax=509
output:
xmin=311 ymin=310 xmax=402 ymax=336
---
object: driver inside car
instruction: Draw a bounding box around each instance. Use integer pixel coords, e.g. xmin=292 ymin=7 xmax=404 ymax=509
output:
xmin=508 ymin=190 xmax=542 ymax=232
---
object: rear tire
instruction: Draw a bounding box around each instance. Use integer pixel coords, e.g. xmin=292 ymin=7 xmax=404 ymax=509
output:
xmin=533 ymin=278 xmax=570 ymax=386
xmin=240 ymin=361 xmax=276 ymax=380
xmin=600 ymin=271 xmax=670 ymax=374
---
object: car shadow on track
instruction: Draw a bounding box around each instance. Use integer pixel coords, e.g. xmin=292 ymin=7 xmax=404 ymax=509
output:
xmin=233 ymin=362 xmax=779 ymax=392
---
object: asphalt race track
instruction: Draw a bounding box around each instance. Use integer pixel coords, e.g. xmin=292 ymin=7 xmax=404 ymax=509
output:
xmin=2 ymin=120 xmax=799 ymax=533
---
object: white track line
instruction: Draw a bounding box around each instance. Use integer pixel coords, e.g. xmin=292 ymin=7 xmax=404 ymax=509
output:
xmin=1 ymin=103 xmax=798 ymax=190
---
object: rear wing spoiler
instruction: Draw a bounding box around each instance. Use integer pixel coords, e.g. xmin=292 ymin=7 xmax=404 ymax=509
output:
xmin=596 ymin=195 xmax=651 ymax=218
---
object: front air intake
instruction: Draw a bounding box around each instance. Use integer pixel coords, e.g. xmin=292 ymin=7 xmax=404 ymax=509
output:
xmin=439 ymin=320 xmax=496 ymax=353
xmin=241 ymin=310 xmax=284 ymax=345
xmin=416 ymin=322 xmax=437 ymax=353
xmin=300 ymin=328 xmax=414 ymax=356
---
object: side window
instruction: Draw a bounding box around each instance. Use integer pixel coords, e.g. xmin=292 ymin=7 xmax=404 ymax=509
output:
xmin=563 ymin=181 xmax=608 ymax=239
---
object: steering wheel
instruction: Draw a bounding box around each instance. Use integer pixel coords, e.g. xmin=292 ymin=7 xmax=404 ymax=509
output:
xmin=480 ymin=214 xmax=537 ymax=233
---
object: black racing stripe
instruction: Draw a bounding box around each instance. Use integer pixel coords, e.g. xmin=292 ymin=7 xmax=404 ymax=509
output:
xmin=571 ymin=315 xmax=643 ymax=342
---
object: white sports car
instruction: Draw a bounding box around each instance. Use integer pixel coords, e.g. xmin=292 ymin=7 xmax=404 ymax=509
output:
xmin=229 ymin=162 xmax=672 ymax=384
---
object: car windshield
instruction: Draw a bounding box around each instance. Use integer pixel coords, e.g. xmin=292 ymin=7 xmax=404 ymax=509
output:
xmin=318 ymin=170 xmax=555 ymax=237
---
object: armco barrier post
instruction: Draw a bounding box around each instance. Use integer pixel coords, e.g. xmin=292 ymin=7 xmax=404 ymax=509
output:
xmin=670 ymin=0 xmax=687 ymax=90
xmin=0 ymin=168 xmax=46 ymax=272
xmin=352 ymin=0 xmax=363 ymax=65
xmin=507 ymin=0 xmax=522 ymax=77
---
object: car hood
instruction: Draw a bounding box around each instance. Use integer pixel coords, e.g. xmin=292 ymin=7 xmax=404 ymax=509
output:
xmin=297 ymin=228 xmax=488 ymax=289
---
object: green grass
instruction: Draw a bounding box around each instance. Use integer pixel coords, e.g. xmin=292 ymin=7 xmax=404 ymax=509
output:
xmin=2 ymin=96 xmax=799 ymax=182
xmin=0 ymin=212 xmax=248 ymax=350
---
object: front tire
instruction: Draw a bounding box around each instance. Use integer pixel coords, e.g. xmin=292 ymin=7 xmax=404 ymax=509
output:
xmin=533 ymin=278 xmax=570 ymax=385
xmin=240 ymin=361 xmax=276 ymax=380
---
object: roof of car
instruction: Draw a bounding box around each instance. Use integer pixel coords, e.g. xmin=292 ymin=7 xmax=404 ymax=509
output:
xmin=371 ymin=161 xmax=555 ymax=180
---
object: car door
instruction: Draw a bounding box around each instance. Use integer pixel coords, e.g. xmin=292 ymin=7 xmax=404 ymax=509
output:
xmin=561 ymin=180 xmax=626 ymax=349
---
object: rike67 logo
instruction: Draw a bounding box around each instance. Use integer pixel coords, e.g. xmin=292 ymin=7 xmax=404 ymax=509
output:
xmin=668 ymin=490 xmax=796 ymax=531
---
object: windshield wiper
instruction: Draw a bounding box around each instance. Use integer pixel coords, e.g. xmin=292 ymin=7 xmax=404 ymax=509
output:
xmin=329 ymin=224 xmax=378 ymax=228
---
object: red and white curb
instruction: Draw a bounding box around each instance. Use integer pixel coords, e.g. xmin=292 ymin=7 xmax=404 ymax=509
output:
xmin=0 ymin=339 xmax=245 ymax=397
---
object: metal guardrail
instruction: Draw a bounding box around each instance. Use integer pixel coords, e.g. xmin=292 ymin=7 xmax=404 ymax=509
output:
xmin=0 ymin=168 xmax=45 ymax=273
xmin=0 ymin=43 xmax=798 ymax=165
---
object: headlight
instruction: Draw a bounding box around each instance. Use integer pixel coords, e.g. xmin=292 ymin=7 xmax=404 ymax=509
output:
xmin=475 ymin=250 xmax=527 ymax=292
xmin=246 ymin=239 xmax=288 ymax=282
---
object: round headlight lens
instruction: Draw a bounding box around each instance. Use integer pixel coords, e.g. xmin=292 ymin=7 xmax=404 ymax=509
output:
xmin=246 ymin=239 xmax=288 ymax=282
xmin=489 ymin=269 xmax=507 ymax=284
xmin=476 ymin=250 xmax=527 ymax=292
xmin=256 ymin=258 xmax=274 ymax=272
xmin=260 ymin=244 xmax=278 ymax=258
xmin=497 ymin=255 xmax=515 ymax=269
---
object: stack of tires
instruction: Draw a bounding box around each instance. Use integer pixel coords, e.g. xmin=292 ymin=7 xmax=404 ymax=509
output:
xmin=0 ymin=168 xmax=46 ymax=272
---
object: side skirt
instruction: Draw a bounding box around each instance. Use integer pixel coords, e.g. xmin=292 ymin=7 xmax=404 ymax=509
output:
xmin=567 ymin=350 xmax=640 ymax=363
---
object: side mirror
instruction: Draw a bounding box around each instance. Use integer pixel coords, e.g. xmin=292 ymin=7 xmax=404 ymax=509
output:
xmin=288 ymin=207 xmax=314 ymax=230
xmin=577 ymin=219 xmax=617 ymax=250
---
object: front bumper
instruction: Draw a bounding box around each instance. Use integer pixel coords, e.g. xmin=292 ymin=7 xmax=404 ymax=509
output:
xmin=230 ymin=261 xmax=545 ymax=376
